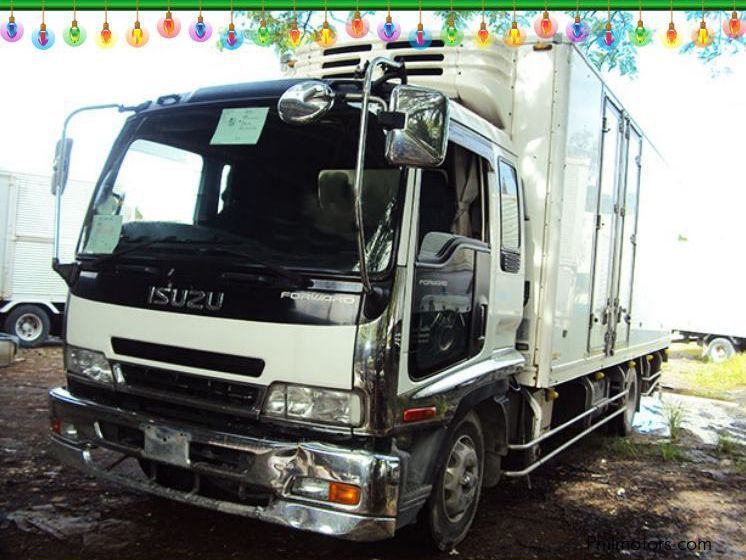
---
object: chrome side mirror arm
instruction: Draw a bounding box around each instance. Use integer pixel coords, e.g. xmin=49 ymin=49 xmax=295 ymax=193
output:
xmin=352 ymin=57 xmax=405 ymax=294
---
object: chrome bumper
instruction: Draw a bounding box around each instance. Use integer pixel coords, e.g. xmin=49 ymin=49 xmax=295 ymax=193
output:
xmin=49 ymin=387 xmax=400 ymax=541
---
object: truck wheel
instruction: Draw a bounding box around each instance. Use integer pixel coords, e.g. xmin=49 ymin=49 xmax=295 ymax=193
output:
xmin=425 ymin=412 xmax=484 ymax=551
xmin=705 ymin=338 xmax=736 ymax=363
xmin=3 ymin=305 xmax=50 ymax=348
xmin=613 ymin=368 xmax=639 ymax=437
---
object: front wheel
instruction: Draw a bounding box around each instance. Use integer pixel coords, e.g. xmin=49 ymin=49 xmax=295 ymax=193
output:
xmin=425 ymin=412 xmax=484 ymax=551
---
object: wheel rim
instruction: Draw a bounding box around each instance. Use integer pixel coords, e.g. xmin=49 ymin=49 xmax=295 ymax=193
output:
xmin=14 ymin=313 xmax=42 ymax=342
xmin=442 ymin=434 xmax=479 ymax=522
xmin=710 ymin=343 xmax=730 ymax=363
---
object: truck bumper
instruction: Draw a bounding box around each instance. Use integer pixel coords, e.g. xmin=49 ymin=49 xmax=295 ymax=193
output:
xmin=48 ymin=387 xmax=400 ymax=541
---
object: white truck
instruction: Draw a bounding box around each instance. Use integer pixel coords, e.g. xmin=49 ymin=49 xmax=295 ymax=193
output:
xmin=48 ymin=36 xmax=671 ymax=549
xmin=670 ymin=234 xmax=746 ymax=362
xmin=0 ymin=171 xmax=92 ymax=346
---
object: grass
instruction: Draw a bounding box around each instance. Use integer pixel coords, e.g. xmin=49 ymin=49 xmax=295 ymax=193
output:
xmin=659 ymin=441 xmax=687 ymax=462
xmin=602 ymin=437 xmax=644 ymax=458
xmin=716 ymin=433 xmax=740 ymax=457
xmin=691 ymin=354 xmax=746 ymax=400
xmin=664 ymin=401 xmax=686 ymax=441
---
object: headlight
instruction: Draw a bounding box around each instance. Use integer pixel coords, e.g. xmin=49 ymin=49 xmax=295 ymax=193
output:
xmin=262 ymin=383 xmax=363 ymax=427
xmin=65 ymin=346 xmax=114 ymax=385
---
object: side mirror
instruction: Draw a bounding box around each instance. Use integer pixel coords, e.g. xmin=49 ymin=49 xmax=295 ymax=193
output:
xmin=385 ymin=85 xmax=450 ymax=168
xmin=277 ymin=80 xmax=335 ymax=125
xmin=51 ymin=138 xmax=73 ymax=195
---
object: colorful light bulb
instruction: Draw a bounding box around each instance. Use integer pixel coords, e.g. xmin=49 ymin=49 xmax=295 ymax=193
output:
xmin=630 ymin=19 xmax=652 ymax=47
xmin=95 ymin=21 xmax=117 ymax=47
xmin=32 ymin=22 xmax=55 ymax=49
xmin=596 ymin=21 xmax=616 ymax=50
xmin=315 ymin=20 xmax=336 ymax=48
xmin=692 ymin=20 xmax=713 ymax=47
xmin=565 ymin=15 xmax=590 ymax=43
xmin=1 ymin=15 xmax=24 ymax=42
xmin=221 ymin=22 xmax=244 ymax=49
xmin=724 ymin=10 xmax=746 ymax=38
xmin=377 ymin=14 xmax=400 ymax=42
xmin=126 ymin=20 xmax=149 ymax=47
xmin=63 ymin=19 xmax=87 ymax=46
xmin=476 ymin=21 xmax=490 ymax=47
xmin=503 ymin=20 xmax=525 ymax=47
xmin=288 ymin=19 xmax=301 ymax=47
xmin=157 ymin=10 xmax=181 ymax=38
xmin=408 ymin=21 xmax=431 ymax=50
xmin=661 ymin=21 xmax=680 ymax=48
xmin=189 ymin=15 xmax=212 ymax=42
xmin=254 ymin=17 xmax=271 ymax=46
xmin=534 ymin=10 xmax=557 ymax=39
xmin=442 ymin=16 xmax=463 ymax=46
xmin=346 ymin=10 xmax=369 ymax=38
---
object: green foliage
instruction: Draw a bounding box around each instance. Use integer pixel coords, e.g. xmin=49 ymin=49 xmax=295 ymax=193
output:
xmin=691 ymin=354 xmax=746 ymax=400
xmin=716 ymin=432 xmax=740 ymax=457
xmin=234 ymin=9 xmax=746 ymax=78
xmin=659 ymin=441 xmax=687 ymax=462
xmin=663 ymin=401 xmax=686 ymax=441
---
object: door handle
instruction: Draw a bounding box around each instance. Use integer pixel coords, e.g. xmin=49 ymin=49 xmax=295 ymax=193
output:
xmin=476 ymin=303 xmax=488 ymax=343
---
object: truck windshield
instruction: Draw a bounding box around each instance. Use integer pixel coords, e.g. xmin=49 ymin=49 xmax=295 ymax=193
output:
xmin=79 ymin=103 xmax=404 ymax=276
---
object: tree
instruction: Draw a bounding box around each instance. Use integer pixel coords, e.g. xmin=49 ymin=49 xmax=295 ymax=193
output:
xmin=235 ymin=9 xmax=746 ymax=77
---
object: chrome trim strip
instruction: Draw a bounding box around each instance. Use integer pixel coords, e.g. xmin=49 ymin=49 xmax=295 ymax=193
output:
xmin=409 ymin=349 xmax=524 ymax=399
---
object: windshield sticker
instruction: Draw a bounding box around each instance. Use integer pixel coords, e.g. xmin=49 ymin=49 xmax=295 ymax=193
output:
xmin=210 ymin=107 xmax=269 ymax=145
xmin=84 ymin=214 xmax=123 ymax=254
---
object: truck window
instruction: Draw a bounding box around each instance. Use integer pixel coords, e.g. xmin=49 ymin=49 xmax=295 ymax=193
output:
xmin=112 ymin=140 xmax=204 ymax=225
xmin=417 ymin=144 xmax=489 ymax=251
xmin=498 ymin=160 xmax=521 ymax=252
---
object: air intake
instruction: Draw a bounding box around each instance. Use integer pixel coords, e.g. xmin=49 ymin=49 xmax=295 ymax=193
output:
xmin=287 ymin=33 xmax=516 ymax=130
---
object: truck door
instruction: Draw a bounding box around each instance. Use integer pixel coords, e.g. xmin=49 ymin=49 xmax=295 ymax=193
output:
xmin=613 ymin=123 xmax=643 ymax=348
xmin=406 ymin=143 xmax=493 ymax=379
xmin=588 ymin=99 xmax=623 ymax=354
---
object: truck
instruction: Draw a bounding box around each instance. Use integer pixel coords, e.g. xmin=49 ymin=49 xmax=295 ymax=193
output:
xmin=669 ymin=233 xmax=745 ymax=362
xmin=48 ymin=35 xmax=671 ymax=550
xmin=0 ymin=171 xmax=92 ymax=346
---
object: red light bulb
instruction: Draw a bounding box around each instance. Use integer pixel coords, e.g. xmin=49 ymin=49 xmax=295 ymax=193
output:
xmin=289 ymin=20 xmax=301 ymax=46
xmin=351 ymin=11 xmax=363 ymax=35
xmin=476 ymin=21 xmax=489 ymax=46
xmin=540 ymin=11 xmax=552 ymax=36
xmin=666 ymin=22 xmax=677 ymax=44
xmin=604 ymin=22 xmax=613 ymax=46
xmin=416 ymin=22 xmax=424 ymax=46
xmin=729 ymin=14 xmax=741 ymax=36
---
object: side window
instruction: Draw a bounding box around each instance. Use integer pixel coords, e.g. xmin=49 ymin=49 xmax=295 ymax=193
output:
xmin=498 ymin=160 xmax=521 ymax=252
xmin=417 ymin=144 xmax=490 ymax=254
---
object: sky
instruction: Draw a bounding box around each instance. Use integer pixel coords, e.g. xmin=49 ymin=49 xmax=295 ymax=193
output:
xmin=0 ymin=10 xmax=743 ymax=245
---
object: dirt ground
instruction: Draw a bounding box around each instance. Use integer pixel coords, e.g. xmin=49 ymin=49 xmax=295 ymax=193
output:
xmin=1 ymin=347 xmax=745 ymax=559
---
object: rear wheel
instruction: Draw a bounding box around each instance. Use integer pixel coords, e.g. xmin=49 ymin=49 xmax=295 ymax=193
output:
xmin=705 ymin=337 xmax=736 ymax=363
xmin=425 ymin=412 xmax=484 ymax=551
xmin=4 ymin=304 xmax=50 ymax=348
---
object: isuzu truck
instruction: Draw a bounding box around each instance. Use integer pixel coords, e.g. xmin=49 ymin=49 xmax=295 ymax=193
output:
xmin=48 ymin=35 xmax=671 ymax=550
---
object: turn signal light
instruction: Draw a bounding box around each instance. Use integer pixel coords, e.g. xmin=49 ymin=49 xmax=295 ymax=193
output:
xmin=329 ymin=482 xmax=361 ymax=505
xmin=50 ymin=417 xmax=61 ymax=434
xmin=403 ymin=406 xmax=437 ymax=423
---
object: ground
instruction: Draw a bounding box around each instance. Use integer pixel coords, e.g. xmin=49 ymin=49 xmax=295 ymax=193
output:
xmin=1 ymin=345 xmax=745 ymax=559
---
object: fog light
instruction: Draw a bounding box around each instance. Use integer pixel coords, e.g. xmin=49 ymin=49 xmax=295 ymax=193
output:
xmin=61 ymin=422 xmax=78 ymax=440
xmin=290 ymin=477 xmax=361 ymax=506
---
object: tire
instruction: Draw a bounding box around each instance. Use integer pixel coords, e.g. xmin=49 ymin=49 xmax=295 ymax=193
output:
xmin=3 ymin=304 xmax=50 ymax=348
xmin=425 ymin=412 xmax=484 ymax=552
xmin=705 ymin=337 xmax=736 ymax=363
xmin=613 ymin=367 xmax=640 ymax=437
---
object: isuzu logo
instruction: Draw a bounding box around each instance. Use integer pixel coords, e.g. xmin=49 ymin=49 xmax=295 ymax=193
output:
xmin=147 ymin=286 xmax=225 ymax=311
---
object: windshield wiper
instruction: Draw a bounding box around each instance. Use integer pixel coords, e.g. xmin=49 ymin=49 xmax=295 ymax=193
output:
xmin=194 ymin=245 xmax=308 ymax=288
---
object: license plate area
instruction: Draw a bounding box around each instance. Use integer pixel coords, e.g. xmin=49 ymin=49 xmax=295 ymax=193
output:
xmin=142 ymin=425 xmax=191 ymax=468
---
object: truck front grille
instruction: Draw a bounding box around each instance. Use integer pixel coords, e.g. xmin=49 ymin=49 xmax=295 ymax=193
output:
xmin=119 ymin=364 xmax=263 ymax=417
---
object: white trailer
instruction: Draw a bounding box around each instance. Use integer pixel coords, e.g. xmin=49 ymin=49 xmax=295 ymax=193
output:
xmin=49 ymin=36 xmax=672 ymax=550
xmin=0 ymin=171 xmax=93 ymax=345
